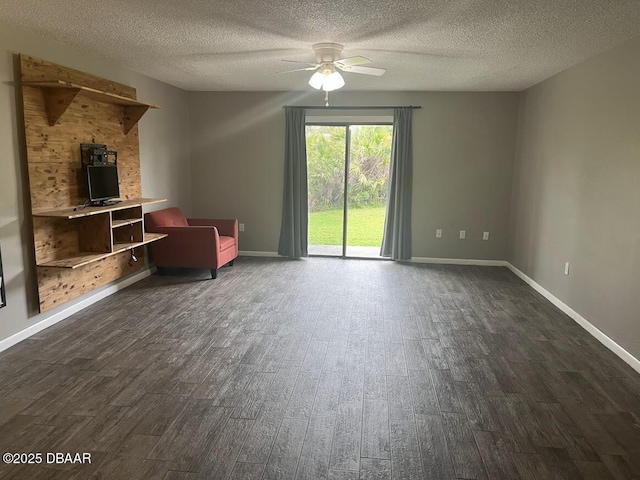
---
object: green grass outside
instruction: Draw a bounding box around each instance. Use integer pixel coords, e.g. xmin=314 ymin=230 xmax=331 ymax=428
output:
xmin=309 ymin=206 xmax=386 ymax=247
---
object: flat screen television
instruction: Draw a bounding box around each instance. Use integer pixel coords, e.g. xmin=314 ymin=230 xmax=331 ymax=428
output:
xmin=87 ymin=164 xmax=120 ymax=204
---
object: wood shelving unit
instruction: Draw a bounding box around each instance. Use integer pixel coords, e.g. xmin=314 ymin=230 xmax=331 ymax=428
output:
xmin=34 ymin=198 xmax=167 ymax=269
xmin=20 ymin=54 xmax=165 ymax=312
xmin=23 ymin=80 xmax=161 ymax=134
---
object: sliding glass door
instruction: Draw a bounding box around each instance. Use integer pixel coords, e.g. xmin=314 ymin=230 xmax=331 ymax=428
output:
xmin=307 ymin=123 xmax=392 ymax=258
xmin=306 ymin=125 xmax=346 ymax=256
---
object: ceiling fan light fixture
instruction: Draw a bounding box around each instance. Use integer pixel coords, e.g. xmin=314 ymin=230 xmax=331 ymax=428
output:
xmin=322 ymin=71 xmax=345 ymax=91
xmin=284 ymin=44 xmax=385 ymax=97
xmin=308 ymin=71 xmax=324 ymax=90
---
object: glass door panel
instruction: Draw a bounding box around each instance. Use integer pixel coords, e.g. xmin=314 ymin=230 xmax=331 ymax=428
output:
xmin=306 ymin=125 xmax=346 ymax=256
xmin=345 ymin=125 xmax=393 ymax=258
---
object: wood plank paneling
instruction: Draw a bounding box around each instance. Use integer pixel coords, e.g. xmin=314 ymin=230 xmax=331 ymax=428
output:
xmin=20 ymin=54 xmax=151 ymax=311
xmin=36 ymin=251 xmax=143 ymax=311
xmin=21 ymin=55 xmax=136 ymax=97
xmin=33 ymin=216 xmax=80 ymax=265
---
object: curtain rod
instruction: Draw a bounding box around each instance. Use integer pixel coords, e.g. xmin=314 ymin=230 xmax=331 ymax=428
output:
xmin=282 ymin=105 xmax=421 ymax=110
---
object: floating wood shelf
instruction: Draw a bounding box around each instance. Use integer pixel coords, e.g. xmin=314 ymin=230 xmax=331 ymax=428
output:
xmin=32 ymin=198 xmax=167 ymax=219
xmin=38 ymin=233 xmax=167 ymax=269
xmin=112 ymin=233 xmax=167 ymax=253
xmin=112 ymin=218 xmax=143 ymax=228
xmin=23 ymin=80 xmax=160 ymax=134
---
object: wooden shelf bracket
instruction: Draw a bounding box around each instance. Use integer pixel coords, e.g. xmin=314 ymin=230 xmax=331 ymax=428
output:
xmin=123 ymin=105 xmax=151 ymax=135
xmin=42 ymin=87 xmax=81 ymax=126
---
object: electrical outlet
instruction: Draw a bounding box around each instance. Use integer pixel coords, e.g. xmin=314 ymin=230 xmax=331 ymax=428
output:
xmin=459 ymin=230 xmax=466 ymax=239
xmin=483 ymin=231 xmax=489 ymax=240
xmin=564 ymin=262 xmax=570 ymax=275
xmin=239 ymin=223 xmax=245 ymax=232
xmin=436 ymin=229 xmax=442 ymax=238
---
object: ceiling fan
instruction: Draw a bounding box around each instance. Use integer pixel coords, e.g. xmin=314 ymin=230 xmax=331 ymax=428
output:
xmin=279 ymin=43 xmax=386 ymax=93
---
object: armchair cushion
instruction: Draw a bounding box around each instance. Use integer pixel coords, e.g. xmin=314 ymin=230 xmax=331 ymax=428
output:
xmin=219 ymin=236 xmax=236 ymax=253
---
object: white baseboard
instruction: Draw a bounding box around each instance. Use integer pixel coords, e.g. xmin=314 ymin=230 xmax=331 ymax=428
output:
xmin=238 ymin=252 xmax=508 ymax=266
xmin=410 ymin=257 xmax=508 ymax=266
xmin=238 ymin=251 xmax=280 ymax=257
xmin=0 ymin=267 xmax=154 ymax=354
xmin=506 ymin=263 xmax=640 ymax=374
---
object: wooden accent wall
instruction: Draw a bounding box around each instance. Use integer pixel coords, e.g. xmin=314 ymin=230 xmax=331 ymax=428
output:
xmin=20 ymin=55 xmax=148 ymax=312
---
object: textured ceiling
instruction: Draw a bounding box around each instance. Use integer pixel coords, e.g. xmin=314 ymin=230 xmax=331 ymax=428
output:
xmin=2 ymin=0 xmax=640 ymax=91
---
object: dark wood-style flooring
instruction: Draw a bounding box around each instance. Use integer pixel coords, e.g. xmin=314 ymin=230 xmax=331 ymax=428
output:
xmin=1 ymin=257 xmax=640 ymax=479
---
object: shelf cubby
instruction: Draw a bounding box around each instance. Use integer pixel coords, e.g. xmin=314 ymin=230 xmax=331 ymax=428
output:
xmin=112 ymin=217 xmax=143 ymax=245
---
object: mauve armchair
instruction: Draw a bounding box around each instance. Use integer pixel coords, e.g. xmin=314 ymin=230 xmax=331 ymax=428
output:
xmin=145 ymin=207 xmax=238 ymax=279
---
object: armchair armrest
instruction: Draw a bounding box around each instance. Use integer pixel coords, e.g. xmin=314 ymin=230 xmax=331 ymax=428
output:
xmin=187 ymin=218 xmax=238 ymax=238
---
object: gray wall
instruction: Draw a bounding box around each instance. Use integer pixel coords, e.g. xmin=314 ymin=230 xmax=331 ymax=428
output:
xmin=509 ymin=36 xmax=640 ymax=358
xmin=0 ymin=23 xmax=191 ymax=344
xmin=189 ymin=90 xmax=520 ymax=258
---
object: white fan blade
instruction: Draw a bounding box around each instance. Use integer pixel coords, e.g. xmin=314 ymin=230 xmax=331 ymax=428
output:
xmin=281 ymin=59 xmax=319 ymax=67
xmin=337 ymin=65 xmax=386 ymax=76
xmin=334 ymin=56 xmax=372 ymax=67
xmin=275 ymin=66 xmax=319 ymax=74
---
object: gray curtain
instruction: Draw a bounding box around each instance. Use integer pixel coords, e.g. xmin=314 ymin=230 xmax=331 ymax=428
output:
xmin=381 ymin=108 xmax=413 ymax=260
xmin=278 ymin=107 xmax=308 ymax=258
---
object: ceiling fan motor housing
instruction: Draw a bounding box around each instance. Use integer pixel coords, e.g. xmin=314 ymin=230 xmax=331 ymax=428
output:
xmin=313 ymin=43 xmax=344 ymax=63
